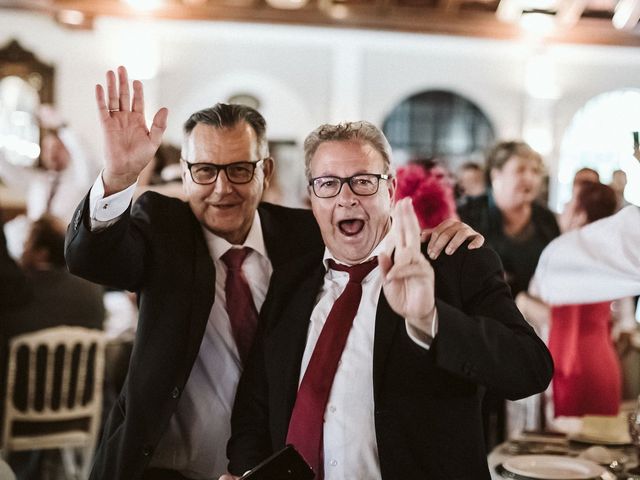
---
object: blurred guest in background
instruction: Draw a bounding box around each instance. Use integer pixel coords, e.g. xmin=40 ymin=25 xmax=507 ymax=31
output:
xmin=135 ymin=143 xmax=185 ymax=200
xmin=0 ymin=211 xmax=30 ymax=311
xmin=609 ymin=168 xmax=629 ymax=211
xmin=0 ymin=105 xmax=93 ymax=259
xmin=458 ymin=140 xmax=560 ymax=447
xmin=572 ymin=167 xmax=600 ymax=188
xmin=532 ymin=204 xmax=640 ymax=305
xmin=410 ymin=156 xmax=456 ymax=191
xmin=1 ymin=215 xmax=105 ymax=480
xmin=2 ymin=215 xmax=105 ymax=339
xmin=456 ymin=161 xmax=487 ymax=204
xmin=518 ymin=182 xmax=620 ymax=426
xmin=458 ymin=140 xmax=559 ymax=299
xmin=395 ymin=163 xmax=458 ymax=230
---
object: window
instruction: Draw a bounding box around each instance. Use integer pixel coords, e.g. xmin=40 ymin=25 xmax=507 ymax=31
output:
xmin=382 ymin=90 xmax=495 ymax=167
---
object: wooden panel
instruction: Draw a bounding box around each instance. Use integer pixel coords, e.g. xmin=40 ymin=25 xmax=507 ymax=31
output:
xmin=2 ymin=0 xmax=639 ymax=47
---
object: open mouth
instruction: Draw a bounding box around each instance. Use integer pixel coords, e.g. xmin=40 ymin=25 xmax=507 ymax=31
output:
xmin=338 ymin=219 xmax=365 ymax=236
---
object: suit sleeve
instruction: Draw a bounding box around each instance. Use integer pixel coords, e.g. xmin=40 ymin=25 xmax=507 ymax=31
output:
xmin=64 ymin=190 xmax=149 ymax=291
xmin=432 ymin=246 xmax=554 ymax=400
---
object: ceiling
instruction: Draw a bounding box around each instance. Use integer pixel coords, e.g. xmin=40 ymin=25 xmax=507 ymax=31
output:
xmin=1 ymin=0 xmax=640 ymax=46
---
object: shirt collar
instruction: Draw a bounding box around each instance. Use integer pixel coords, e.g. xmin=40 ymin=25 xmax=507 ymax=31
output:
xmin=203 ymin=212 xmax=268 ymax=262
xmin=322 ymin=233 xmax=391 ymax=272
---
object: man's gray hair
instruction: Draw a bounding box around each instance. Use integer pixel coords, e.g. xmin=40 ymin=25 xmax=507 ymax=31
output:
xmin=182 ymin=103 xmax=269 ymax=159
xmin=303 ymin=121 xmax=393 ymax=179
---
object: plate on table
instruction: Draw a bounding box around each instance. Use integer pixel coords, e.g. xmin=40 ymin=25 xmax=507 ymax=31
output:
xmin=568 ymin=432 xmax=632 ymax=446
xmin=501 ymin=455 xmax=605 ymax=479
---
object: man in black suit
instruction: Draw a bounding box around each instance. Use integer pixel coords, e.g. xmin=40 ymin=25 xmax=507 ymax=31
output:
xmin=65 ymin=68 xmax=483 ymax=480
xmin=225 ymin=122 xmax=553 ymax=480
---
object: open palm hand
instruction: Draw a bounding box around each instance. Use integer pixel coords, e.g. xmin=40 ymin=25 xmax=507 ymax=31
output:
xmin=96 ymin=66 xmax=168 ymax=194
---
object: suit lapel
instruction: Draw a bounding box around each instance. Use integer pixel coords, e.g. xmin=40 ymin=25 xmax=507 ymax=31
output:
xmin=259 ymin=204 xmax=287 ymax=269
xmin=265 ymin=259 xmax=325 ymax=445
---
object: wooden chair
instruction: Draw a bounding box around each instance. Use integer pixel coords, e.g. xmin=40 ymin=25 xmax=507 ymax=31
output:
xmin=1 ymin=326 xmax=106 ymax=480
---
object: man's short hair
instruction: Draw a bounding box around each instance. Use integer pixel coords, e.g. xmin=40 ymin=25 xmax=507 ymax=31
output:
xmin=459 ymin=161 xmax=484 ymax=173
xmin=303 ymin=121 xmax=392 ymax=179
xmin=26 ymin=215 xmax=66 ymax=268
xmin=183 ymin=103 xmax=269 ymax=159
xmin=573 ymin=167 xmax=600 ymax=186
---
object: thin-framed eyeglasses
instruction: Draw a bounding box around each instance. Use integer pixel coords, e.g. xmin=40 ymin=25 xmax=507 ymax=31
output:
xmin=309 ymin=173 xmax=390 ymax=198
xmin=182 ymin=158 xmax=266 ymax=185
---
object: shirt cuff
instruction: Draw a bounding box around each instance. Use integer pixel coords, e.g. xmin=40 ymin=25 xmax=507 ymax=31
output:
xmin=405 ymin=309 xmax=438 ymax=350
xmin=89 ymin=171 xmax=137 ymax=230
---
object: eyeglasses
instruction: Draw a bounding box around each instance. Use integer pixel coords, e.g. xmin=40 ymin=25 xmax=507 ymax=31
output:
xmin=309 ymin=173 xmax=390 ymax=198
xmin=182 ymin=159 xmax=265 ymax=185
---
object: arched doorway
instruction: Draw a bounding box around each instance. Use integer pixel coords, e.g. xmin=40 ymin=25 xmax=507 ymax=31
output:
xmin=382 ymin=90 xmax=495 ymax=169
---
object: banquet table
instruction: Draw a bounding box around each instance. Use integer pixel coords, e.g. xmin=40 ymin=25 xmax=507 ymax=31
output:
xmin=489 ymin=436 xmax=635 ymax=480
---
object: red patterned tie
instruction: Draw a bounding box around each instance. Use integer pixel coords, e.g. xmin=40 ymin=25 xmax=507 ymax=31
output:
xmin=286 ymin=257 xmax=378 ymax=479
xmin=221 ymin=247 xmax=259 ymax=365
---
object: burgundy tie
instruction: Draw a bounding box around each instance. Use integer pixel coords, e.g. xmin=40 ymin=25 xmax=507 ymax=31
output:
xmin=221 ymin=247 xmax=259 ymax=365
xmin=286 ymin=257 xmax=378 ymax=479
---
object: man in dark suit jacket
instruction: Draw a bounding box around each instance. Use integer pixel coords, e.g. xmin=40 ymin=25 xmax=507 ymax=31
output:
xmin=224 ymin=122 xmax=553 ymax=480
xmin=63 ymin=67 xmax=327 ymax=480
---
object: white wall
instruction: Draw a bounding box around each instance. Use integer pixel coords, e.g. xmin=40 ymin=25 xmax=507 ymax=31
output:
xmin=1 ymin=9 xmax=639 ymax=208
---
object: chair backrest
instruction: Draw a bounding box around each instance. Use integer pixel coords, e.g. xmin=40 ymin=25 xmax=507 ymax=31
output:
xmin=2 ymin=326 xmax=106 ymax=454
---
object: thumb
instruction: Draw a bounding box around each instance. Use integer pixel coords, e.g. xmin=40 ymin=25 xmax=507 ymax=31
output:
xmin=149 ymin=107 xmax=169 ymax=147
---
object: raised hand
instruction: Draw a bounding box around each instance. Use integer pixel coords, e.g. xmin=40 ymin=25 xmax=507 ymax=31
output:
xmin=96 ymin=66 xmax=168 ymax=195
xmin=379 ymin=198 xmax=436 ymax=339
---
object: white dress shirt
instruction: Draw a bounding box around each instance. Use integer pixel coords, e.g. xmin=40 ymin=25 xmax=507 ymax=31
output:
xmin=531 ymin=205 xmax=640 ymax=305
xmin=299 ymin=237 xmax=436 ymax=480
xmin=88 ymin=175 xmax=272 ymax=479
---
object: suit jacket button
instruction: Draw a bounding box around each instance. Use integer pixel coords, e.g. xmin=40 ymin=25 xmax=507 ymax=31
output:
xmin=142 ymin=446 xmax=152 ymax=456
xmin=171 ymin=387 xmax=180 ymax=399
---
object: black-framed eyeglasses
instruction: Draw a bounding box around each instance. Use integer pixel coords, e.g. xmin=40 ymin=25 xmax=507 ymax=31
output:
xmin=182 ymin=158 xmax=266 ymax=185
xmin=309 ymin=173 xmax=390 ymax=198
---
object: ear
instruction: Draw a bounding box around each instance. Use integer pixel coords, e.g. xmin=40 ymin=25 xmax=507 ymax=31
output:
xmin=262 ymin=157 xmax=275 ymax=189
xmin=387 ymin=175 xmax=397 ymax=201
xmin=181 ymin=161 xmax=190 ymax=196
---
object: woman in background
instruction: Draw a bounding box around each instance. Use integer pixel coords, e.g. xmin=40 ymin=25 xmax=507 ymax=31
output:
xmin=458 ymin=141 xmax=560 ymax=297
xmin=518 ymin=182 xmax=621 ymax=419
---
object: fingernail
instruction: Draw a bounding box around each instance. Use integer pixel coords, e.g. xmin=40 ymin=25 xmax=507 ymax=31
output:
xmin=446 ymin=247 xmax=453 ymax=255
